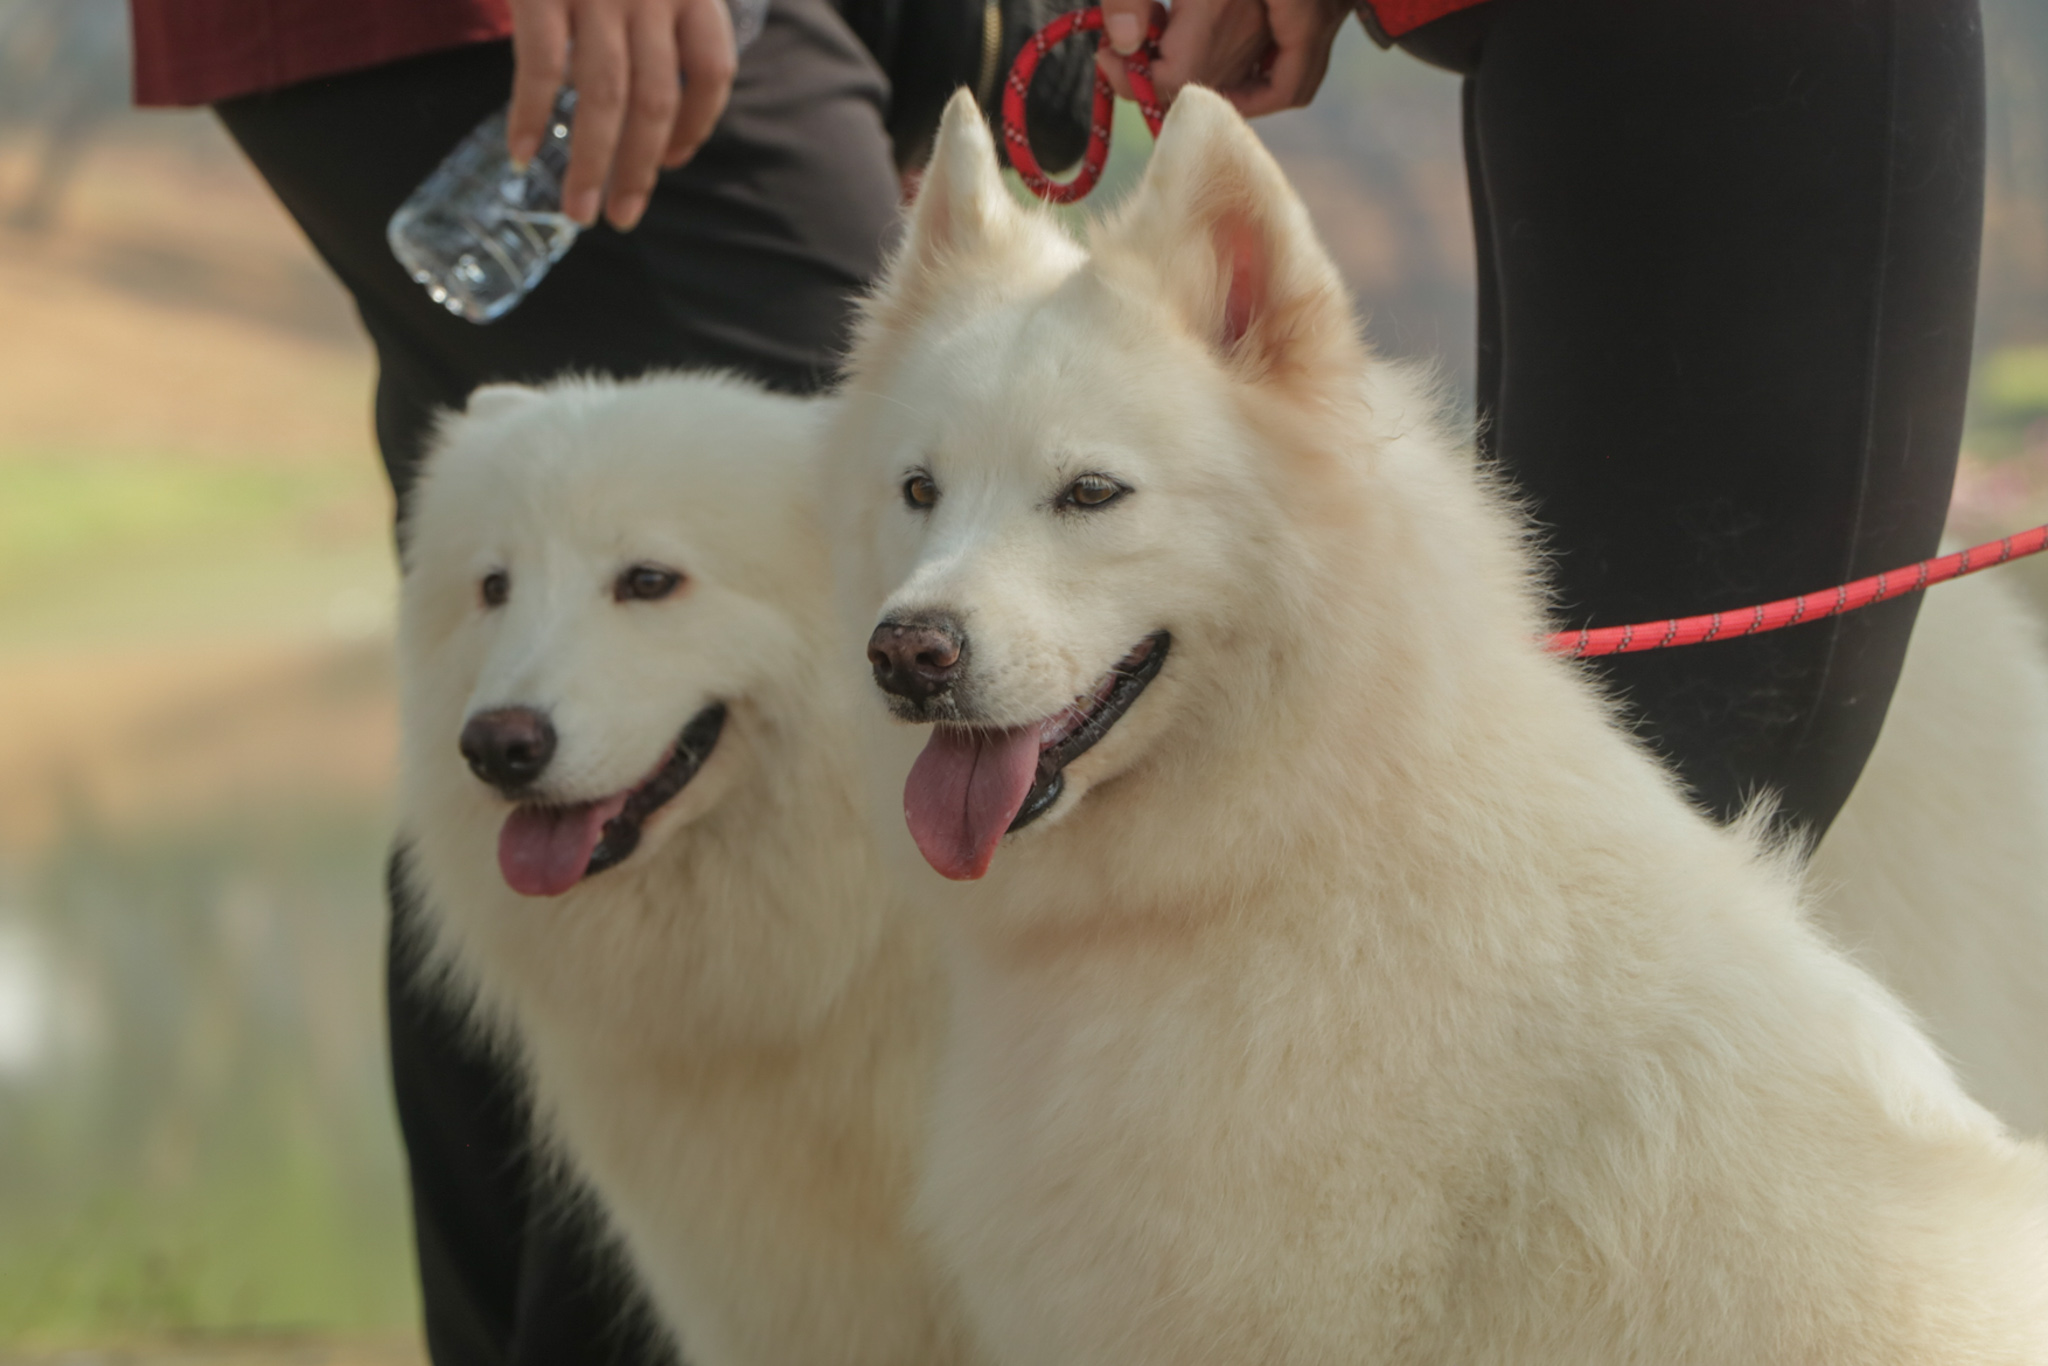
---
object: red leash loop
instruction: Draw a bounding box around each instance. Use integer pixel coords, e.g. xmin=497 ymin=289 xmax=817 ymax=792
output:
xmin=1004 ymin=8 xmax=1165 ymax=204
xmin=1545 ymin=522 xmax=2048 ymax=659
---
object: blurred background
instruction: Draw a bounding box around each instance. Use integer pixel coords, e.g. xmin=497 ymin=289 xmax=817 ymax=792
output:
xmin=0 ymin=0 xmax=2045 ymax=1359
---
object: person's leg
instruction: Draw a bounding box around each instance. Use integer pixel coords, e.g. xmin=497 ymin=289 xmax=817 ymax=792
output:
xmin=1425 ymin=0 xmax=1984 ymax=836
xmin=216 ymin=8 xmax=898 ymax=1363
xmin=383 ymin=860 xmax=531 ymax=1366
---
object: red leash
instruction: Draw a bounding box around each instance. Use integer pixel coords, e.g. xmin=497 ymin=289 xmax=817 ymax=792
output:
xmin=1002 ymin=8 xmax=1164 ymax=203
xmin=1546 ymin=525 xmax=2048 ymax=659
xmin=1003 ymin=11 xmax=2044 ymax=658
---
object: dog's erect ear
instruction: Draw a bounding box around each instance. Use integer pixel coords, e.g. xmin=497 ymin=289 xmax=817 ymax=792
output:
xmin=464 ymin=383 xmax=542 ymax=423
xmin=882 ymin=92 xmax=1023 ymax=298
xmin=1100 ymin=87 xmax=1354 ymax=381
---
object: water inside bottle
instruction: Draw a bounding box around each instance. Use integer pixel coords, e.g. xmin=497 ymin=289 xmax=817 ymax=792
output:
xmin=387 ymin=89 xmax=583 ymax=324
xmin=387 ymin=0 xmax=769 ymax=324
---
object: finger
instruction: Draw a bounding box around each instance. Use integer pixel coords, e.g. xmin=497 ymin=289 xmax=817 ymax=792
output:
xmin=508 ymin=0 xmax=571 ymax=165
xmin=1097 ymin=0 xmax=1168 ymax=102
xmin=1098 ymin=0 xmax=1149 ymax=54
xmin=1142 ymin=19 xmax=1208 ymax=100
xmin=1224 ymin=24 xmax=1335 ymax=115
xmin=1224 ymin=0 xmax=1342 ymax=116
xmin=1140 ymin=0 xmax=1216 ymax=100
xmin=664 ymin=0 xmax=737 ymax=168
xmin=605 ymin=8 xmax=681 ymax=228
xmin=564 ymin=8 xmax=631 ymax=225
xmin=1153 ymin=0 xmax=1273 ymax=101
xmin=1096 ymin=41 xmax=1139 ymax=102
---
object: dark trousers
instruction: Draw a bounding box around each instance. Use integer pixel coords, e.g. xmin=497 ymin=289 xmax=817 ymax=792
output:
xmin=215 ymin=6 xmax=898 ymax=1362
xmin=1408 ymin=0 xmax=1986 ymax=834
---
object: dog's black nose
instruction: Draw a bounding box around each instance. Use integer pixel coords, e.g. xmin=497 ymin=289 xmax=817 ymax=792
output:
xmin=868 ymin=618 xmax=964 ymax=701
xmin=459 ymin=707 xmax=557 ymax=790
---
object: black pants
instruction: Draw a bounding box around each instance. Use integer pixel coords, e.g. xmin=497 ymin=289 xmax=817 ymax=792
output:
xmin=1406 ymin=0 xmax=1985 ymax=834
xmin=215 ymin=8 xmax=898 ymax=1363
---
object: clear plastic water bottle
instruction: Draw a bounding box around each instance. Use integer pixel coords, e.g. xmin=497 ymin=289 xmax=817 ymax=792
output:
xmin=388 ymin=0 xmax=770 ymax=325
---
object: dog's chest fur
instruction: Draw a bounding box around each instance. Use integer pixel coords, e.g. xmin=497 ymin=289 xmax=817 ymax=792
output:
xmin=409 ymin=715 xmax=973 ymax=1366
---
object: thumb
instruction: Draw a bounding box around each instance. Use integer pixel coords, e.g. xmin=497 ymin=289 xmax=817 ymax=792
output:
xmin=1099 ymin=0 xmax=1148 ymax=54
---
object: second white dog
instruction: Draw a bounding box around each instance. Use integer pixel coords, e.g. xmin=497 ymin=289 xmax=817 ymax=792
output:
xmin=1809 ymin=568 xmax=2048 ymax=1139
xmin=397 ymin=375 xmax=969 ymax=1366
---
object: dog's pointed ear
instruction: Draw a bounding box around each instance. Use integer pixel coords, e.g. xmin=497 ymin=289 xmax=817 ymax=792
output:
xmin=906 ymin=91 xmax=1018 ymax=263
xmin=877 ymin=91 xmax=1024 ymax=309
xmin=464 ymin=383 xmax=542 ymax=422
xmin=1101 ymin=87 xmax=1355 ymax=381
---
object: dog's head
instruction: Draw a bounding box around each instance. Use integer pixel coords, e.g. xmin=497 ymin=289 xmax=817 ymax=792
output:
xmin=836 ymin=89 xmax=1369 ymax=882
xmin=400 ymin=375 xmax=826 ymax=901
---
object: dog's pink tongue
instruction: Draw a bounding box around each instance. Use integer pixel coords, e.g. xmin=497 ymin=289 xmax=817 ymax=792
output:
xmin=498 ymin=797 xmax=625 ymax=898
xmin=904 ymin=726 xmax=1041 ymax=881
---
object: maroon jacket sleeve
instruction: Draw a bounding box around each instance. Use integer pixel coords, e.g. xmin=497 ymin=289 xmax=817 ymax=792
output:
xmin=130 ymin=0 xmax=515 ymax=107
xmin=1354 ymin=0 xmax=1492 ymax=45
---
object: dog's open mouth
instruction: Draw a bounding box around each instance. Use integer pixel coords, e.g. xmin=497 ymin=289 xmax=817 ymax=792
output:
xmin=904 ymin=632 xmax=1169 ymax=882
xmin=497 ymin=703 xmax=726 ymax=897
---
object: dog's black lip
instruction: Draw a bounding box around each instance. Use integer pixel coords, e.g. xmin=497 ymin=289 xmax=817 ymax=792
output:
xmin=1006 ymin=631 xmax=1170 ymax=834
xmin=578 ymin=702 xmax=727 ymax=880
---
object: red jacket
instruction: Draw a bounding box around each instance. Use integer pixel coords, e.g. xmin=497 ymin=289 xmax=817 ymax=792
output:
xmin=130 ymin=0 xmax=1485 ymax=108
xmin=1357 ymin=0 xmax=1491 ymax=42
xmin=130 ymin=0 xmax=513 ymax=106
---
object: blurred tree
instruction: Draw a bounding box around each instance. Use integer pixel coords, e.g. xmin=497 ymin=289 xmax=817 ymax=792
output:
xmin=0 ymin=0 xmax=130 ymax=231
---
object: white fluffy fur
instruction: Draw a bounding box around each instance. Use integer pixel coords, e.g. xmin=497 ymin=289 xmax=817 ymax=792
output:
xmin=832 ymin=91 xmax=2048 ymax=1363
xmin=1810 ymin=569 xmax=2048 ymax=1139
xmin=397 ymin=375 xmax=970 ymax=1366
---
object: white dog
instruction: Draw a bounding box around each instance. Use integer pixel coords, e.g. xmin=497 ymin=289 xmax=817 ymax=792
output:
xmin=1809 ymin=569 xmax=2048 ymax=1139
xmin=832 ymin=91 xmax=2048 ymax=1363
xmin=396 ymin=375 xmax=970 ymax=1366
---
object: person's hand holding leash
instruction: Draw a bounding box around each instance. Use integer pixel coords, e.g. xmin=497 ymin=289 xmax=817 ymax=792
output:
xmin=1096 ymin=0 xmax=1350 ymax=115
xmin=507 ymin=0 xmax=738 ymax=231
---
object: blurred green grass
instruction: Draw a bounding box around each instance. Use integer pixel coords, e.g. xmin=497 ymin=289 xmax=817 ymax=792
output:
xmin=0 ymin=453 xmax=390 ymax=653
xmin=1971 ymin=345 xmax=2048 ymax=460
xmin=0 ymin=459 xmax=317 ymax=577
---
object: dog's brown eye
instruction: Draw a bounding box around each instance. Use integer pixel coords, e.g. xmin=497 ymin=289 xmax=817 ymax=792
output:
xmin=903 ymin=472 xmax=939 ymax=510
xmin=481 ymin=570 xmax=510 ymax=607
xmin=615 ymin=564 xmax=683 ymax=602
xmin=1062 ymin=474 xmax=1127 ymax=509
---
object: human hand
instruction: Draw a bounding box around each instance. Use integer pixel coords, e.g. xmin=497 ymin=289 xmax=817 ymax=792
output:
xmin=507 ymin=0 xmax=739 ymax=232
xmin=1096 ymin=0 xmax=1351 ymax=116
xmin=1095 ymin=0 xmax=1266 ymax=107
